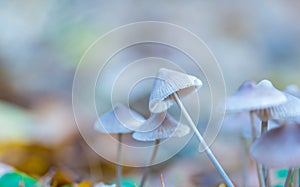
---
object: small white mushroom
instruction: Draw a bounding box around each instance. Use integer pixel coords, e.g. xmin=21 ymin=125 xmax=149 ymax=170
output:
xmin=132 ymin=112 xmax=190 ymax=141
xmin=148 ymin=68 xmax=234 ymax=187
xmin=94 ymin=103 xmax=145 ymax=134
xmin=149 ymin=68 xmax=202 ymax=113
xmin=94 ymin=103 xmax=145 ymax=187
xmin=255 ymin=93 xmax=300 ymax=120
xmin=226 ymin=80 xmax=286 ymax=113
xmin=132 ymin=112 xmax=190 ymax=187
xmin=226 ymin=80 xmax=288 ymax=186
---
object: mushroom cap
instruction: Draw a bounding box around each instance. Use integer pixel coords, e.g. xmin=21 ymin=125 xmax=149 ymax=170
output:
xmin=226 ymin=80 xmax=287 ymax=113
xmin=149 ymin=68 xmax=202 ymax=113
xmin=132 ymin=113 xmax=190 ymax=141
xmin=250 ymin=124 xmax=300 ymax=168
xmin=255 ymin=93 xmax=300 ymax=120
xmin=135 ymin=112 xmax=166 ymax=132
xmin=94 ymin=103 xmax=145 ymax=134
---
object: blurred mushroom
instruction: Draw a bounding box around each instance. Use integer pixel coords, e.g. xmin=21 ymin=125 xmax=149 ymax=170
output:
xmin=226 ymin=80 xmax=287 ymax=186
xmin=251 ymin=124 xmax=300 ymax=187
xmin=226 ymin=80 xmax=286 ymax=136
xmin=251 ymin=124 xmax=300 ymax=167
xmin=94 ymin=103 xmax=145 ymax=187
xmin=132 ymin=112 xmax=190 ymax=187
xmin=149 ymin=68 xmax=234 ymax=187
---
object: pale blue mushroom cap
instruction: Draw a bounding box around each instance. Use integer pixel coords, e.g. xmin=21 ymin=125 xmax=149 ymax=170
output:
xmin=94 ymin=103 xmax=145 ymax=134
xmin=251 ymin=124 xmax=300 ymax=168
xmin=149 ymin=68 xmax=202 ymax=113
xmin=132 ymin=112 xmax=190 ymax=141
xmin=226 ymin=80 xmax=287 ymax=113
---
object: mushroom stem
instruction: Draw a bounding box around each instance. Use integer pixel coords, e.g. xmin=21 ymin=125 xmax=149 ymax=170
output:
xmin=241 ymin=137 xmax=250 ymax=187
xmin=160 ymin=173 xmax=165 ymax=187
xmin=173 ymin=93 xmax=234 ymax=187
xmin=293 ymin=169 xmax=298 ymax=187
xmin=256 ymin=165 xmax=266 ymax=187
xmin=284 ymin=168 xmax=293 ymax=187
xmin=117 ymin=133 xmax=123 ymax=187
xmin=150 ymin=139 xmax=160 ymax=165
xmin=260 ymin=120 xmax=269 ymax=186
xmin=250 ymin=112 xmax=266 ymax=187
xmin=261 ymin=120 xmax=268 ymax=135
xmin=250 ymin=111 xmax=257 ymax=142
xmin=140 ymin=139 xmax=160 ymax=187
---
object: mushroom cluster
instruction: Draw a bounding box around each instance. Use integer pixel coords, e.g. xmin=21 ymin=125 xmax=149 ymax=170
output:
xmin=227 ymin=80 xmax=300 ymax=187
xmin=93 ymin=68 xmax=234 ymax=187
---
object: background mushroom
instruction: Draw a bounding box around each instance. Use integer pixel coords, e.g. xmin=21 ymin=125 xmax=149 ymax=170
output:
xmin=149 ymin=68 xmax=234 ymax=187
xmin=251 ymin=124 xmax=300 ymax=187
xmin=132 ymin=112 xmax=190 ymax=187
xmin=226 ymin=80 xmax=287 ymax=137
xmin=94 ymin=103 xmax=145 ymax=187
xmin=226 ymin=80 xmax=288 ymax=186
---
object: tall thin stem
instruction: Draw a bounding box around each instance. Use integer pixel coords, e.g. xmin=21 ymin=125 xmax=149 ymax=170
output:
xmin=241 ymin=137 xmax=249 ymax=187
xmin=256 ymin=165 xmax=266 ymax=187
xmin=250 ymin=111 xmax=256 ymax=142
xmin=117 ymin=133 xmax=123 ymax=187
xmin=249 ymin=111 xmax=265 ymax=187
xmin=261 ymin=120 xmax=268 ymax=134
xmin=140 ymin=139 xmax=160 ymax=187
xmin=261 ymin=120 xmax=269 ymax=186
xmin=173 ymin=93 xmax=234 ymax=187
xmin=293 ymin=169 xmax=298 ymax=187
xmin=160 ymin=173 xmax=165 ymax=187
xmin=284 ymin=168 xmax=293 ymax=187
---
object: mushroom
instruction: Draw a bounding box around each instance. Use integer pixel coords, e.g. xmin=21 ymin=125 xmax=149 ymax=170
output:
xmin=149 ymin=68 xmax=234 ymax=187
xmin=149 ymin=68 xmax=202 ymax=113
xmin=132 ymin=112 xmax=190 ymax=187
xmin=133 ymin=112 xmax=190 ymax=141
xmin=94 ymin=103 xmax=145 ymax=187
xmin=226 ymin=80 xmax=287 ymax=136
xmin=255 ymin=91 xmax=300 ymax=122
xmin=251 ymin=124 xmax=300 ymax=187
xmin=226 ymin=80 xmax=287 ymax=186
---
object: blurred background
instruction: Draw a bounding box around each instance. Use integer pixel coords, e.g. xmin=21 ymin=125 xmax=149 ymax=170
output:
xmin=0 ymin=1 xmax=300 ymax=186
